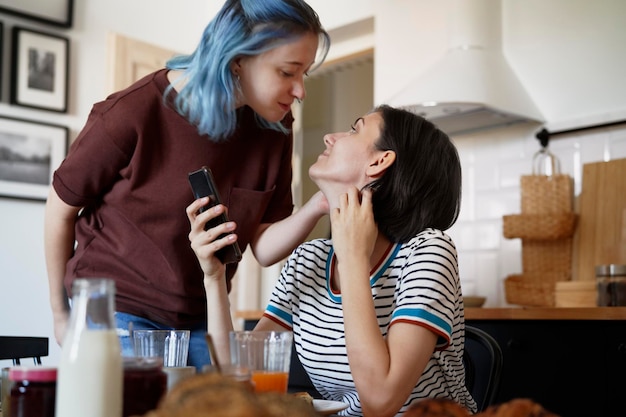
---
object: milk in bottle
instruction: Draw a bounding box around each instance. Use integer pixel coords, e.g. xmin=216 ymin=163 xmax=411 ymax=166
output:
xmin=55 ymin=278 xmax=123 ymax=417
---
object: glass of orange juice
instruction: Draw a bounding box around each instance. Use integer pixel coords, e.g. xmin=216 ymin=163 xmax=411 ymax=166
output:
xmin=229 ymin=330 xmax=292 ymax=393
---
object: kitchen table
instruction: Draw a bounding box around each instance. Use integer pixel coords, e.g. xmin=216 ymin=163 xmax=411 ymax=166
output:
xmin=237 ymin=307 xmax=626 ymax=417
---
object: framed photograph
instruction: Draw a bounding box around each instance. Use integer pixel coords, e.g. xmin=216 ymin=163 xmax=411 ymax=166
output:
xmin=0 ymin=115 xmax=68 ymax=201
xmin=0 ymin=21 xmax=3 ymax=98
xmin=0 ymin=0 xmax=73 ymax=28
xmin=11 ymin=27 xmax=69 ymax=113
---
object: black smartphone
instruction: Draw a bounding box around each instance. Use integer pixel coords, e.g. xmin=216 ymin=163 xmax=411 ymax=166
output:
xmin=188 ymin=166 xmax=242 ymax=264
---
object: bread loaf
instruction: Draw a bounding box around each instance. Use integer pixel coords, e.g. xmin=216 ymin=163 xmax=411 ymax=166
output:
xmin=477 ymin=398 xmax=561 ymax=417
xmin=138 ymin=373 xmax=318 ymax=417
xmin=403 ymin=398 xmax=471 ymax=417
xmin=403 ymin=398 xmax=561 ymax=417
xmin=293 ymin=391 xmax=315 ymax=406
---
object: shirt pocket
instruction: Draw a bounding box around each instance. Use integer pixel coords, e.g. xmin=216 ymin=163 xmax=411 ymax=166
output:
xmin=226 ymin=186 xmax=275 ymax=249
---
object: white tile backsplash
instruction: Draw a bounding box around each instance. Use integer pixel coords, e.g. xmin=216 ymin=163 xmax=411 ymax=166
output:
xmin=498 ymin=158 xmax=530 ymax=189
xmin=475 ymin=190 xmax=518 ymax=220
xmin=473 ymin=152 xmax=501 ymax=191
xmin=446 ymin=122 xmax=626 ymax=306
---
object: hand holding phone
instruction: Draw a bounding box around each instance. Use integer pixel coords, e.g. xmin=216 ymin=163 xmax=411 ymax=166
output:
xmin=188 ymin=166 xmax=242 ymax=264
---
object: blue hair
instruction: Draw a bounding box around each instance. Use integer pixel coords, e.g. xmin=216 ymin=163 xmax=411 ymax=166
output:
xmin=165 ymin=0 xmax=330 ymax=141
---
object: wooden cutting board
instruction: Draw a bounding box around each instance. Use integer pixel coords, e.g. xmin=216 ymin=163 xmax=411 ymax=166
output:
xmin=575 ymin=158 xmax=626 ymax=281
xmin=555 ymin=281 xmax=597 ymax=307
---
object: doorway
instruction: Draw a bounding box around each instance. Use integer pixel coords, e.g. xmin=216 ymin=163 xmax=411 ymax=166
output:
xmin=106 ymin=32 xmax=179 ymax=95
xmin=299 ymin=50 xmax=375 ymax=240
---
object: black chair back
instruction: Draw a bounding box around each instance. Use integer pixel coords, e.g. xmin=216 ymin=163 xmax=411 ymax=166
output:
xmin=0 ymin=336 xmax=49 ymax=365
xmin=463 ymin=325 xmax=503 ymax=411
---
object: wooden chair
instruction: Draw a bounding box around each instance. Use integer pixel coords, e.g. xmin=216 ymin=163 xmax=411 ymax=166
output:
xmin=463 ymin=325 xmax=503 ymax=411
xmin=0 ymin=336 xmax=49 ymax=365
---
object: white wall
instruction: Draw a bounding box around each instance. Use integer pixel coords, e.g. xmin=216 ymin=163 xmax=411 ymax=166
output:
xmin=1 ymin=0 xmax=625 ymax=368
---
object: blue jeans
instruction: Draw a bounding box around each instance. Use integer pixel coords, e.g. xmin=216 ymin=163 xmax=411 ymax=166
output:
xmin=115 ymin=312 xmax=211 ymax=372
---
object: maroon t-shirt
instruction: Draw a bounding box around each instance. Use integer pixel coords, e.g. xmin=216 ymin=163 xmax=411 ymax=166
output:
xmin=53 ymin=69 xmax=294 ymax=327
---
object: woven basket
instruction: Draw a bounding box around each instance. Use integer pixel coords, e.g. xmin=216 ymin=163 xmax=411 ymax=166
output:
xmin=503 ymin=213 xmax=577 ymax=240
xmin=504 ymin=272 xmax=571 ymax=307
xmin=522 ymin=238 xmax=573 ymax=274
xmin=503 ymin=173 xmax=576 ymax=306
xmin=520 ymin=175 xmax=573 ymax=214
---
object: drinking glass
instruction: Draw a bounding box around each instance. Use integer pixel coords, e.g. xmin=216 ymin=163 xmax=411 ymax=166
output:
xmin=229 ymin=330 xmax=292 ymax=393
xmin=132 ymin=330 xmax=190 ymax=367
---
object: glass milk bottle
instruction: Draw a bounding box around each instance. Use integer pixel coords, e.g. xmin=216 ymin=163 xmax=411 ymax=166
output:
xmin=55 ymin=278 xmax=123 ymax=417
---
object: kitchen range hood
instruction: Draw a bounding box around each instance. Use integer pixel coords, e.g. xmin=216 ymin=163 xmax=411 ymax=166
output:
xmin=388 ymin=0 xmax=543 ymax=135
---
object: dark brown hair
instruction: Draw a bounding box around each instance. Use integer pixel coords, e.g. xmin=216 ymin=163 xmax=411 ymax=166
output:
xmin=369 ymin=105 xmax=462 ymax=242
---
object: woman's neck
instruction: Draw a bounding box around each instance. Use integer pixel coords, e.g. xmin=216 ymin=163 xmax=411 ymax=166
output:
xmin=331 ymin=232 xmax=392 ymax=292
xmin=319 ymin=182 xmax=391 ymax=266
xmin=370 ymin=233 xmax=392 ymax=271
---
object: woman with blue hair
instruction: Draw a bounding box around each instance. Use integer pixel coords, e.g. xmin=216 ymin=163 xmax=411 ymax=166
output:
xmin=44 ymin=0 xmax=330 ymax=370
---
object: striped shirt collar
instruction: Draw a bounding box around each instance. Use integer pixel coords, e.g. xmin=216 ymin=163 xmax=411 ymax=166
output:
xmin=326 ymin=242 xmax=402 ymax=303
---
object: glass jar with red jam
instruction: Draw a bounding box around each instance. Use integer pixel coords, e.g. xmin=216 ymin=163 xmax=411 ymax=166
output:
xmin=8 ymin=366 xmax=57 ymax=417
xmin=123 ymin=357 xmax=167 ymax=417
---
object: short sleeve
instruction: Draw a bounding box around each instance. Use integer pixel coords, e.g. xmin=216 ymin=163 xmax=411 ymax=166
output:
xmin=391 ymin=231 xmax=460 ymax=349
xmin=264 ymin=251 xmax=299 ymax=328
xmin=53 ymin=104 xmax=134 ymax=207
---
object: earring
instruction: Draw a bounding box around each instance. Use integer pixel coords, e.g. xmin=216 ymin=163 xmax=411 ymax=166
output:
xmin=233 ymin=73 xmax=242 ymax=93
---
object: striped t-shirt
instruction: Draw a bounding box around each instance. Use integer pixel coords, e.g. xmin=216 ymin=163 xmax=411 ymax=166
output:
xmin=265 ymin=228 xmax=477 ymax=416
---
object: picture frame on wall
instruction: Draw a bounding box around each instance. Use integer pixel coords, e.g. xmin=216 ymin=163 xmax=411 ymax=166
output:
xmin=10 ymin=27 xmax=69 ymax=113
xmin=0 ymin=0 xmax=73 ymax=28
xmin=0 ymin=21 xmax=3 ymax=99
xmin=0 ymin=115 xmax=68 ymax=201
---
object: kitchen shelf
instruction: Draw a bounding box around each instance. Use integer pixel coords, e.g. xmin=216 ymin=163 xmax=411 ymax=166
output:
xmin=236 ymin=307 xmax=626 ymax=323
xmin=466 ymin=307 xmax=626 ymax=320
